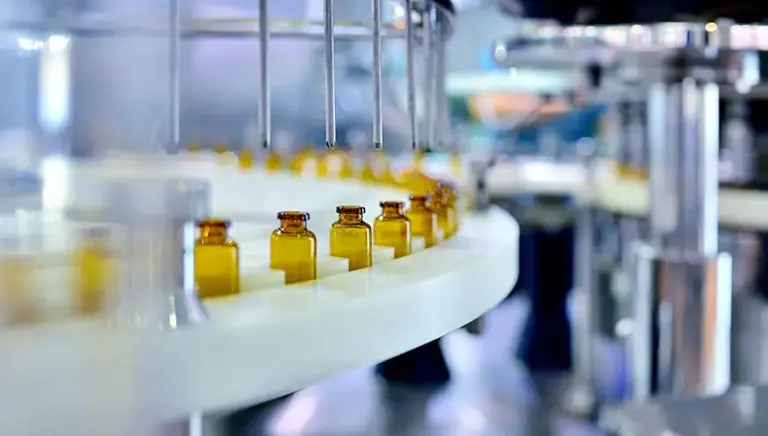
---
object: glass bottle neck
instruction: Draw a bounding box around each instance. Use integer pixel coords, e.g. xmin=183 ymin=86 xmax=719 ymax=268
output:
xmin=410 ymin=199 xmax=428 ymax=211
xmin=339 ymin=212 xmax=364 ymax=224
xmin=382 ymin=206 xmax=403 ymax=217
xmin=279 ymin=218 xmax=308 ymax=232
xmin=200 ymin=225 xmax=228 ymax=242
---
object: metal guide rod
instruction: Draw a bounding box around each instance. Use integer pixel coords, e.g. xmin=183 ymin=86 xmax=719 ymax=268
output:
xmin=169 ymin=0 xmax=181 ymax=153
xmin=404 ymin=0 xmax=418 ymax=149
xmin=371 ymin=0 xmax=383 ymax=149
xmin=423 ymin=6 xmax=435 ymax=150
xmin=323 ymin=0 xmax=336 ymax=149
xmin=434 ymin=15 xmax=448 ymax=150
xmin=259 ymin=0 xmax=271 ymax=149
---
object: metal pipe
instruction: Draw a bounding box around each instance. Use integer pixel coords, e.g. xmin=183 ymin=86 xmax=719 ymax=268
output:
xmin=434 ymin=10 xmax=447 ymax=149
xmin=565 ymin=140 xmax=599 ymax=415
xmin=423 ymin=6 xmax=435 ymax=150
xmin=258 ymin=0 xmax=271 ymax=149
xmin=0 ymin=19 xmax=409 ymax=40
xmin=323 ymin=0 xmax=336 ymax=149
xmin=168 ymin=0 xmax=181 ymax=153
xmin=404 ymin=0 xmax=417 ymax=149
xmin=371 ymin=0 xmax=383 ymax=149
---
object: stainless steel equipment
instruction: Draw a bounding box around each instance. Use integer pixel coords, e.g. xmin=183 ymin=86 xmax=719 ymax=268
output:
xmin=495 ymin=21 xmax=768 ymax=417
xmin=0 ymin=0 xmax=455 ymax=160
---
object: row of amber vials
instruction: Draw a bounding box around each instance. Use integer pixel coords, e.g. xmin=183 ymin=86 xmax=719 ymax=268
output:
xmin=1 ymin=228 xmax=124 ymax=324
xmin=197 ymin=142 xmax=460 ymax=188
xmin=67 ymin=182 xmax=461 ymax=309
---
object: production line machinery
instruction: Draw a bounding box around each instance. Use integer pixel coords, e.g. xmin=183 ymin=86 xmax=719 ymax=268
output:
xmin=0 ymin=1 xmax=524 ymax=435
xmin=472 ymin=19 xmax=768 ymax=433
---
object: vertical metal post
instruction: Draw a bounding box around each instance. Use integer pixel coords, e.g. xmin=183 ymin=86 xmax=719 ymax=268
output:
xmin=723 ymin=100 xmax=752 ymax=183
xmin=565 ymin=142 xmax=598 ymax=415
xmin=404 ymin=0 xmax=418 ymax=149
xmin=371 ymin=0 xmax=383 ymax=149
xmin=433 ymin=10 xmax=448 ymax=149
xmin=323 ymin=0 xmax=336 ymax=149
xmin=632 ymin=60 xmax=731 ymax=399
xmin=423 ymin=6 xmax=435 ymax=150
xmin=168 ymin=0 xmax=181 ymax=153
xmin=259 ymin=0 xmax=271 ymax=149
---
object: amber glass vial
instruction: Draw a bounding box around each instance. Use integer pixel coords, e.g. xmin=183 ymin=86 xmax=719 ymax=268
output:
xmin=270 ymin=211 xmax=317 ymax=284
xmin=0 ymin=252 xmax=37 ymax=324
xmin=433 ymin=183 xmax=459 ymax=239
xmin=265 ymin=150 xmax=282 ymax=172
xmin=360 ymin=157 xmax=377 ymax=183
xmin=72 ymin=228 xmax=115 ymax=315
xmin=238 ymin=149 xmax=255 ymax=170
xmin=194 ymin=219 xmax=240 ymax=299
xmin=214 ymin=142 xmax=228 ymax=154
xmin=405 ymin=195 xmax=437 ymax=248
xmin=338 ymin=152 xmax=354 ymax=179
xmin=374 ymin=201 xmax=412 ymax=258
xmin=330 ymin=206 xmax=372 ymax=271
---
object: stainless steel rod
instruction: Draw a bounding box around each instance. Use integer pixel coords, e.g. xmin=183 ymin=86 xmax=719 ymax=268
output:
xmin=323 ymin=0 xmax=336 ymax=149
xmin=404 ymin=0 xmax=418 ymax=149
xmin=169 ymin=0 xmax=181 ymax=153
xmin=434 ymin=13 xmax=447 ymax=149
xmin=424 ymin=7 xmax=435 ymax=150
xmin=258 ymin=0 xmax=271 ymax=149
xmin=0 ymin=19 xmax=408 ymax=39
xmin=371 ymin=0 xmax=383 ymax=149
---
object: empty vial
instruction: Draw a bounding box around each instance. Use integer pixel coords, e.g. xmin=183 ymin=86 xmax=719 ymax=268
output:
xmin=450 ymin=151 xmax=462 ymax=176
xmin=440 ymin=183 xmax=460 ymax=237
xmin=72 ymin=228 xmax=115 ymax=315
xmin=238 ymin=149 xmax=255 ymax=170
xmin=406 ymin=195 xmax=438 ymax=248
xmin=330 ymin=206 xmax=372 ymax=271
xmin=338 ymin=151 xmax=354 ymax=179
xmin=214 ymin=142 xmax=228 ymax=155
xmin=194 ymin=219 xmax=240 ymax=299
xmin=431 ymin=184 xmax=458 ymax=240
xmin=265 ymin=150 xmax=282 ymax=172
xmin=360 ymin=155 xmax=378 ymax=184
xmin=270 ymin=211 xmax=317 ymax=284
xmin=413 ymin=149 xmax=426 ymax=169
xmin=0 ymin=251 xmax=37 ymax=325
xmin=374 ymin=201 xmax=412 ymax=258
xmin=375 ymin=153 xmax=398 ymax=186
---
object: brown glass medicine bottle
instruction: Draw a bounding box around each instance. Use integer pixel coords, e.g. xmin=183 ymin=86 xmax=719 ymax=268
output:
xmin=374 ymin=201 xmax=411 ymax=258
xmin=194 ymin=219 xmax=240 ymax=299
xmin=430 ymin=184 xmax=457 ymax=240
xmin=405 ymin=195 xmax=437 ymax=248
xmin=439 ymin=183 xmax=460 ymax=238
xmin=330 ymin=206 xmax=372 ymax=271
xmin=270 ymin=211 xmax=317 ymax=284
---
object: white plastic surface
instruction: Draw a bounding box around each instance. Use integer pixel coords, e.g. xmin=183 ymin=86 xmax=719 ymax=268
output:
xmin=0 ymin=155 xmax=519 ymax=435
xmin=434 ymin=157 xmax=768 ymax=231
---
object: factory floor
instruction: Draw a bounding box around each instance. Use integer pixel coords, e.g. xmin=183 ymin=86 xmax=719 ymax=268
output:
xmin=223 ymin=297 xmax=606 ymax=436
